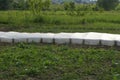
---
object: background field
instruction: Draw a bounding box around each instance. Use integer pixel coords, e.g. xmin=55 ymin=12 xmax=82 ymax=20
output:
xmin=0 ymin=11 xmax=120 ymax=34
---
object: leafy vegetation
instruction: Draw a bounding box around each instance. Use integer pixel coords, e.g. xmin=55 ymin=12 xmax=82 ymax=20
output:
xmin=0 ymin=11 xmax=120 ymax=34
xmin=0 ymin=1 xmax=120 ymax=80
xmin=0 ymin=44 xmax=120 ymax=80
xmin=0 ymin=0 xmax=13 ymax=10
xmin=97 ymin=0 xmax=119 ymax=10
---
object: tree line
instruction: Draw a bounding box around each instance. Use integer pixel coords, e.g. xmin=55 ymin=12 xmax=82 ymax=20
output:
xmin=0 ymin=0 xmax=119 ymax=11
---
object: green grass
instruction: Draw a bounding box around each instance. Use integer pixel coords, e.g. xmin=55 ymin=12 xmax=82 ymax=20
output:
xmin=0 ymin=11 xmax=120 ymax=34
xmin=0 ymin=10 xmax=120 ymax=80
xmin=0 ymin=44 xmax=120 ymax=80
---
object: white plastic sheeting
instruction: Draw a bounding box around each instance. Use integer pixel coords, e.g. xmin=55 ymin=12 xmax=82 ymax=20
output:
xmin=115 ymin=35 xmax=120 ymax=46
xmin=54 ymin=33 xmax=73 ymax=44
xmin=101 ymin=33 xmax=116 ymax=46
xmin=27 ymin=33 xmax=42 ymax=43
xmin=14 ymin=33 xmax=29 ymax=43
xmin=0 ymin=36 xmax=13 ymax=43
xmin=0 ymin=32 xmax=5 ymax=35
xmin=0 ymin=31 xmax=120 ymax=46
xmin=41 ymin=33 xmax=55 ymax=43
xmin=84 ymin=32 xmax=103 ymax=45
xmin=0 ymin=32 xmax=20 ymax=43
xmin=71 ymin=33 xmax=87 ymax=44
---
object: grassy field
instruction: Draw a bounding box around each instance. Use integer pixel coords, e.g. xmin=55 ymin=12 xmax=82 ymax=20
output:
xmin=0 ymin=10 xmax=120 ymax=80
xmin=0 ymin=44 xmax=120 ymax=80
xmin=0 ymin=11 xmax=120 ymax=33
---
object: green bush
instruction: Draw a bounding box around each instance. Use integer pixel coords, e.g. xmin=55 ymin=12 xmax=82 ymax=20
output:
xmin=97 ymin=0 xmax=119 ymax=11
xmin=82 ymin=18 xmax=87 ymax=24
xmin=33 ymin=15 xmax=45 ymax=23
xmin=115 ymin=4 xmax=120 ymax=11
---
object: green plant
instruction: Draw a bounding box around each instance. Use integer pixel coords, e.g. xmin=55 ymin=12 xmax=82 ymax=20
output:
xmin=63 ymin=2 xmax=70 ymax=10
xmin=97 ymin=0 xmax=119 ymax=11
xmin=43 ymin=0 xmax=51 ymax=10
xmin=115 ymin=4 xmax=120 ymax=11
xmin=0 ymin=44 xmax=119 ymax=80
xmin=28 ymin=0 xmax=43 ymax=15
xmin=0 ymin=0 xmax=13 ymax=10
xmin=33 ymin=15 xmax=45 ymax=23
xmin=82 ymin=18 xmax=87 ymax=24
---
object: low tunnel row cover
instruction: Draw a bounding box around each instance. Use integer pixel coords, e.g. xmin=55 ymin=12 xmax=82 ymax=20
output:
xmin=0 ymin=32 xmax=120 ymax=46
xmin=54 ymin=33 xmax=73 ymax=44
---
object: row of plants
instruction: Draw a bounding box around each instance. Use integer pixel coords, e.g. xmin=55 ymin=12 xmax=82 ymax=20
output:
xmin=1 ymin=11 xmax=120 ymax=24
xmin=0 ymin=11 xmax=120 ymax=33
xmin=0 ymin=44 xmax=120 ymax=80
